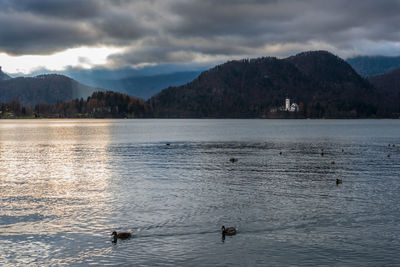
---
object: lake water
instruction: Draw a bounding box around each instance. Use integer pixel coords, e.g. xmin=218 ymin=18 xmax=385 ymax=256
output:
xmin=1 ymin=119 xmax=399 ymax=266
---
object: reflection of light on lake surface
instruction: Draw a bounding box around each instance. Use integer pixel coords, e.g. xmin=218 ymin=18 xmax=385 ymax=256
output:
xmin=1 ymin=119 xmax=400 ymax=266
xmin=0 ymin=120 xmax=113 ymax=264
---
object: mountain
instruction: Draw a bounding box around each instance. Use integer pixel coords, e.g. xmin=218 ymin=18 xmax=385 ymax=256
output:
xmin=368 ymin=67 xmax=400 ymax=114
xmin=0 ymin=66 xmax=11 ymax=80
xmin=61 ymin=64 xmax=207 ymax=81
xmin=12 ymin=65 xmax=206 ymax=99
xmin=149 ymin=51 xmax=383 ymax=118
xmin=0 ymin=74 xmax=103 ymax=106
xmin=347 ymin=56 xmax=400 ymax=77
xmin=87 ymin=71 xmax=201 ymax=99
xmin=287 ymin=51 xmax=365 ymax=83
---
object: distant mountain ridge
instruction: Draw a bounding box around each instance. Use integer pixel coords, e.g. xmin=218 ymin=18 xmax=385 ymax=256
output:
xmin=149 ymin=51 xmax=387 ymax=118
xmin=11 ymin=65 xmax=206 ymax=99
xmin=347 ymin=56 xmax=400 ymax=77
xmin=0 ymin=74 xmax=103 ymax=106
xmin=87 ymin=71 xmax=201 ymax=99
xmin=0 ymin=66 xmax=11 ymax=80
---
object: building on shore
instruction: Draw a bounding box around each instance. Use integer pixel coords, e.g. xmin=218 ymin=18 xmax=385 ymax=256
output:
xmin=285 ymin=98 xmax=290 ymax=110
xmin=284 ymin=98 xmax=299 ymax=112
xmin=290 ymin=103 xmax=299 ymax=112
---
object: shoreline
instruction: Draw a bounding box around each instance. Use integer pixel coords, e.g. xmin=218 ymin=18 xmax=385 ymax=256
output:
xmin=1 ymin=117 xmax=399 ymax=120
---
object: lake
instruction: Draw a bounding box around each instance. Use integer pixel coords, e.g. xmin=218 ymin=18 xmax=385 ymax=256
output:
xmin=1 ymin=119 xmax=399 ymax=266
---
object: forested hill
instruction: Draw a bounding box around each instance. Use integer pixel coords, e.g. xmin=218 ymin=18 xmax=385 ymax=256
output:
xmin=368 ymin=67 xmax=400 ymax=114
xmin=149 ymin=51 xmax=391 ymax=118
xmin=0 ymin=74 xmax=102 ymax=106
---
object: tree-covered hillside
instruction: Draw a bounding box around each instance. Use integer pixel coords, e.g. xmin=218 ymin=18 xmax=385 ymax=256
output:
xmin=0 ymin=74 xmax=102 ymax=106
xmin=149 ymin=51 xmax=388 ymax=118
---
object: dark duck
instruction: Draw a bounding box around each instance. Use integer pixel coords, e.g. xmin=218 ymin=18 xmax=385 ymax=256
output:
xmin=111 ymin=231 xmax=132 ymax=241
xmin=221 ymin=226 xmax=236 ymax=236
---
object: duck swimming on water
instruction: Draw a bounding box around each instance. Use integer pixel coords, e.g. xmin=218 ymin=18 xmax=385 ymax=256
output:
xmin=229 ymin=158 xmax=238 ymax=163
xmin=111 ymin=231 xmax=132 ymax=240
xmin=222 ymin=226 xmax=236 ymax=236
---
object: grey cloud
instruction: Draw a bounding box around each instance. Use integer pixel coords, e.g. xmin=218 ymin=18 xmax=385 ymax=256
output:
xmin=0 ymin=0 xmax=152 ymax=54
xmin=0 ymin=13 xmax=99 ymax=55
xmin=93 ymin=10 xmax=155 ymax=41
xmin=1 ymin=0 xmax=103 ymax=19
xmin=0 ymin=0 xmax=400 ymax=65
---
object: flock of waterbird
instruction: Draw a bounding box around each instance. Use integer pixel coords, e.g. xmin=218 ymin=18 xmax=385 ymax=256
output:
xmin=111 ymin=142 xmax=396 ymax=241
xmin=387 ymin=143 xmax=395 ymax=158
xmin=111 ymin=225 xmax=237 ymax=243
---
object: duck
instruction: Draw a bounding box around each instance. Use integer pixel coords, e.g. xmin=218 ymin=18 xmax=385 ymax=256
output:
xmin=221 ymin=226 xmax=236 ymax=236
xmin=336 ymin=179 xmax=342 ymax=185
xmin=320 ymin=152 xmax=324 ymax=156
xmin=279 ymin=151 xmax=282 ymax=155
xmin=166 ymin=143 xmax=171 ymax=146
xmin=229 ymin=157 xmax=238 ymax=163
xmin=341 ymin=148 xmax=344 ymax=153
xmin=393 ymin=144 xmax=396 ymax=147
xmin=387 ymin=154 xmax=391 ymax=158
xmin=111 ymin=231 xmax=132 ymax=239
xmin=330 ymin=160 xmax=335 ymax=164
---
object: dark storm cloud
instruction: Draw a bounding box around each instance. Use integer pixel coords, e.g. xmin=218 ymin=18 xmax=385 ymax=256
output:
xmin=1 ymin=0 xmax=103 ymax=19
xmin=0 ymin=0 xmax=153 ymax=54
xmin=1 ymin=0 xmax=400 ymax=65
xmin=0 ymin=13 xmax=98 ymax=55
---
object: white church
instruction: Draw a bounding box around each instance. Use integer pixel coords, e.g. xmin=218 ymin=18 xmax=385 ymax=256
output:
xmin=285 ymin=98 xmax=299 ymax=112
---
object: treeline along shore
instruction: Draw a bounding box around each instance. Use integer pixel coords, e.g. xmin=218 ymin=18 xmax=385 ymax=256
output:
xmin=1 ymin=91 xmax=151 ymax=119
xmin=1 ymin=89 xmax=398 ymax=119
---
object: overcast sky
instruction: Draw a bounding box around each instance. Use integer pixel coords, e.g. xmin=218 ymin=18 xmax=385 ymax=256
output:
xmin=1 ymin=0 xmax=400 ymax=73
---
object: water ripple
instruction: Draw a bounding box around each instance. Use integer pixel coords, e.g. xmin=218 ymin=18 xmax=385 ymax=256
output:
xmin=1 ymin=119 xmax=400 ymax=266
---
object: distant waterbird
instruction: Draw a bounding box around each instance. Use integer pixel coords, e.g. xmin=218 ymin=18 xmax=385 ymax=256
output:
xmin=229 ymin=157 xmax=238 ymax=163
xmin=330 ymin=160 xmax=335 ymax=164
xmin=111 ymin=231 xmax=132 ymax=240
xmin=336 ymin=179 xmax=342 ymax=185
xmin=387 ymin=154 xmax=391 ymax=158
xmin=222 ymin=226 xmax=236 ymax=236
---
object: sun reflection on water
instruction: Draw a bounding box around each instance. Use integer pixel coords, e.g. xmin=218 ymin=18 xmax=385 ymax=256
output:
xmin=0 ymin=120 xmax=113 ymax=238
